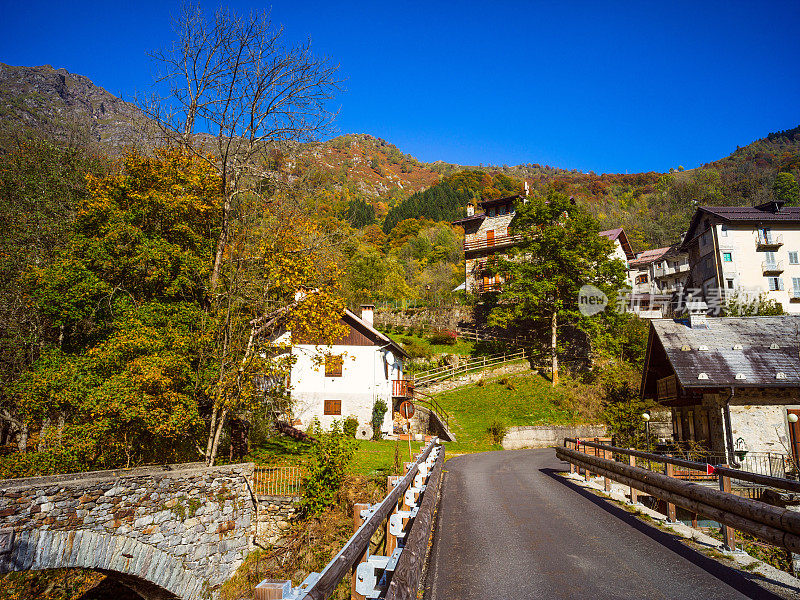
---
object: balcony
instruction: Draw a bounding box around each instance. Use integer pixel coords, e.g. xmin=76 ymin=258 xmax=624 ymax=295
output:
xmin=474 ymin=281 xmax=503 ymax=294
xmin=762 ymin=260 xmax=784 ymax=275
xmin=392 ymin=379 xmax=414 ymax=398
xmin=756 ymin=234 xmax=783 ymax=251
xmin=464 ymin=233 xmax=523 ymax=252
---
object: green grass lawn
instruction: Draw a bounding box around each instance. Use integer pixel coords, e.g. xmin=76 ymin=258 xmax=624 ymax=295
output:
xmin=435 ymin=371 xmax=592 ymax=455
xmin=380 ymin=330 xmax=475 ymax=358
xmin=245 ymin=435 xmax=426 ymax=478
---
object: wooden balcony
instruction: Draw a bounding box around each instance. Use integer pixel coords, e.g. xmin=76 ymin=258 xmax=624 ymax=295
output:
xmin=392 ymin=379 xmax=414 ymax=398
xmin=464 ymin=233 xmax=523 ymax=252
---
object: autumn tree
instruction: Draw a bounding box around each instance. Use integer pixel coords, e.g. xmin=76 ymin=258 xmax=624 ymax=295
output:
xmin=142 ymin=5 xmax=344 ymax=465
xmin=487 ymin=191 xmax=626 ymax=386
xmin=773 ymin=172 xmax=799 ymax=205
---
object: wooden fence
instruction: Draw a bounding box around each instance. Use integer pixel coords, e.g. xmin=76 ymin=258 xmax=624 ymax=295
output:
xmin=255 ymin=439 xmax=445 ymax=600
xmin=413 ymin=349 xmax=527 ymax=387
xmin=558 ymin=438 xmax=800 ymax=553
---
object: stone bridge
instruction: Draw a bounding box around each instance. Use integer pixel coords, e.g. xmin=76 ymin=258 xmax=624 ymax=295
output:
xmin=0 ymin=462 xmax=256 ymax=599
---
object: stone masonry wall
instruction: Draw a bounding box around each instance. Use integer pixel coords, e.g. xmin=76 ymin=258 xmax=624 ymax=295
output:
xmin=254 ymin=495 xmax=298 ymax=545
xmin=0 ymin=462 xmax=255 ymax=599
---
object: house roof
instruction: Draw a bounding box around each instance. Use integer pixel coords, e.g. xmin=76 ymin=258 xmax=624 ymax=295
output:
xmin=452 ymin=213 xmax=486 ymax=225
xmin=629 ymin=246 xmax=673 ymax=268
xmin=343 ymin=309 xmax=408 ymax=358
xmin=641 ymin=316 xmax=800 ymax=399
xmin=598 ymin=227 xmax=635 ymax=260
xmin=479 ymin=194 xmax=522 ymax=209
xmin=681 ymin=202 xmax=800 ymax=250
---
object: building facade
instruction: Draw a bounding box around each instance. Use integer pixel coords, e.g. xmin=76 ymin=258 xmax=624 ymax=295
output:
xmin=626 ymin=245 xmax=690 ymax=318
xmin=282 ymin=306 xmax=409 ymax=435
xmin=680 ymin=201 xmax=800 ymax=314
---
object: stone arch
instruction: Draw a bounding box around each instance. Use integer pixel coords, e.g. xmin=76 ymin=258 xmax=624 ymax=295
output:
xmin=0 ymin=529 xmax=206 ymax=600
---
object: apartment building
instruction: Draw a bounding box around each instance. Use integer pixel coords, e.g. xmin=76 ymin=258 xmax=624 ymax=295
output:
xmin=624 ymin=245 xmax=690 ymax=318
xmin=680 ymin=200 xmax=800 ymax=314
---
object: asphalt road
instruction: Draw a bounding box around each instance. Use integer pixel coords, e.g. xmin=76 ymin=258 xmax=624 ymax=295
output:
xmin=425 ymin=449 xmax=786 ymax=600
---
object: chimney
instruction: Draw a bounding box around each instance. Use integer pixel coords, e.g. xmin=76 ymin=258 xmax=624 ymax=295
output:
xmin=686 ymin=299 xmax=709 ymax=329
xmin=360 ymin=304 xmax=374 ymax=325
xmin=466 ymin=204 xmax=475 ymax=217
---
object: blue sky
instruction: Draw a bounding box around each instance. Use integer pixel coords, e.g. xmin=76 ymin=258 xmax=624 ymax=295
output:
xmin=2 ymin=1 xmax=799 ymax=174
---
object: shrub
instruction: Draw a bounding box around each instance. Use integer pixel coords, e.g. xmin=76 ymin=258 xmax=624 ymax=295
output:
xmin=371 ymin=399 xmax=388 ymax=440
xmin=476 ymin=379 xmax=486 ymax=387
xmin=486 ymin=419 xmax=508 ymax=444
xmin=402 ymin=339 xmax=432 ymax=359
xmin=428 ymin=329 xmax=457 ymax=346
xmin=343 ymin=416 xmax=359 ymax=438
xmin=499 ymin=377 xmax=516 ymax=390
xmin=301 ymin=421 xmax=356 ymax=515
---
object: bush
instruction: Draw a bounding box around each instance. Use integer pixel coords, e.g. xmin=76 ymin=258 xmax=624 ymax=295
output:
xmin=499 ymin=377 xmax=516 ymax=390
xmin=343 ymin=416 xmax=359 ymax=438
xmin=371 ymin=399 xmax=388 ymax=440
xmin=402 ymin=339 xmax=432 ymax=359
xmin=486 ymin=419 xmax=508 ymax=444
xmin=428 ymin=329 xmax=457 ymax=346
xmin=301 ymin=421 xmax=356 ymax=515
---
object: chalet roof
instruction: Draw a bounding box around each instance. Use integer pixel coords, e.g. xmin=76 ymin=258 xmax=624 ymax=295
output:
xmin=641 ymin=316 xmax=800 ymax=398
xmin=342 ymin=309 xmax=408 ymax=358
xmin=452 ymin=213 xmax=485 ymax=225
xmin=479 ymin=194 xmax=522 ymax=209
xmin=598 ymin=227 xmax=635 ymax=260
xmin=681 ymin=203 xmax=800 ymax=250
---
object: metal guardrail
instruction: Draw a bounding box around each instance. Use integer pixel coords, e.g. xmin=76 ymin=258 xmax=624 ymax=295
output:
xmin=558 ymin=438 xmax=800 ymax=553
xmin=413 ymin=349 xmax=527 ymax=387
xmin=252 ymin=466 xmax=304 ymax=496
xmin=256 ymin=439 xmax=444 ymax=600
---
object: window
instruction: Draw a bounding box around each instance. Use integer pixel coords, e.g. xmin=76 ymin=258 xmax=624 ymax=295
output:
xmin=701 ymin=232 xmax=709 ymax=245
xmin=768 ymin=277 xmax=784 ymax=291
xmin=765 ymin=251 xmax=777 ymax=265
xmin=325 ymin=354 xmax=343 ymax=377
xmin=793 ymin=278 xmax=800 ymax=293
xmin=720 ymin=224 xmax=728 ymax=237
xmin=323 ymin=399 xmax=341 ymax=415
xmin=726 ymin=279 xmax=734 ymax=289
xmin=704 ymin=257 xmax=713 ymax=273
xmin=636 ymin=274 xmax=648 ymax=284
xmin=790 ymin=251 xmax=799 ymax=265
xmin=722 ymin=252 xmax=732 ymax=262
xmin=760 ymin=227 xmax=772 ymax=243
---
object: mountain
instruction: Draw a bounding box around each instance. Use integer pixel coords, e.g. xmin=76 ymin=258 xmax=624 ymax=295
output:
xmin=0 ymin=63 xmax=147 ymax=150
xmin=1 ymin=63 xmax=798 ymax=249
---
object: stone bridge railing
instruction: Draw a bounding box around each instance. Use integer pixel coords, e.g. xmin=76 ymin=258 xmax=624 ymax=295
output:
xmin=0 ymin=462 xmax=255 ymax=600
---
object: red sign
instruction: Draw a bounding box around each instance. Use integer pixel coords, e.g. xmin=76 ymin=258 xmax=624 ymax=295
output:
xmin=706 ymin=464 xmax=716 ymax=475
xmin=399 ymin=401 xmax=415 ymax=419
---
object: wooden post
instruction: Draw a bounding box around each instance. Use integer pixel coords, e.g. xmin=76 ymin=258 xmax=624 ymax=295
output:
xmin=665 ymin=462 xmax=677 ymax=522
xmin=628 ymin=450 xmax=639 ymax=504
xmin=584 ymin=442 xmax=591 ymax=481
xmin=692 ymin=513 xmax=698 ymax=528
xmin=255 ymin=580 xmax=292 ymax=600
xmin=603 ymin=448 xmax=612 ymax=492
xmin=718 ymin=469 xmax=736 ymax=551
xmin=569 ymin=440 xmax=576 ymax=474
xmin=351 ymin=503 xmax=370 ymax=600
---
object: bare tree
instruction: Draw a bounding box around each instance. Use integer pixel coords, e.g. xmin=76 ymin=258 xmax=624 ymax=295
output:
xmin=141 ymin=4 xmax=343 ymax=465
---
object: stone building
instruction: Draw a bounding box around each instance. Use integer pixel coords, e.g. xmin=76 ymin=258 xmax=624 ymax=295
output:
xmin=626 ymin=245 xmax=690 ymax=318
xmin=640 ymin=314 xmax=800 ymax=468
xmin=680 ymin=200 xmax=800 ymax=313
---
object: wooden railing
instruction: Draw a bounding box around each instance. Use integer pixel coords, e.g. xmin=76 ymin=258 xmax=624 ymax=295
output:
xmin=559 ymin=438 xmax=800 ymax=553
xmin=255 ymin=440 xmax=445 ymax=600
xmin=463 ymin=233 xmax=523 ymax=252
xmin=413 ymin=349 xmax=527 ymax=388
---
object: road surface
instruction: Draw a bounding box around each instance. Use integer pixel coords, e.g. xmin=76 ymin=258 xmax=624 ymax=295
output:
xmin=426 ymin=449 xmax=786 ymax=599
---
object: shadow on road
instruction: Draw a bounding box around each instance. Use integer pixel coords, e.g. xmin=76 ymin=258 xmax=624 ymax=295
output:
xmin=541 ymin=466 xmax=792 ymax=600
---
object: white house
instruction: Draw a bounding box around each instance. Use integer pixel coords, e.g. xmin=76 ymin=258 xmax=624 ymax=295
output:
xmin=680 ymin=201 xmax=800 ymax=313
xmin=283 ymin=305 xmax=409 ymax=435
